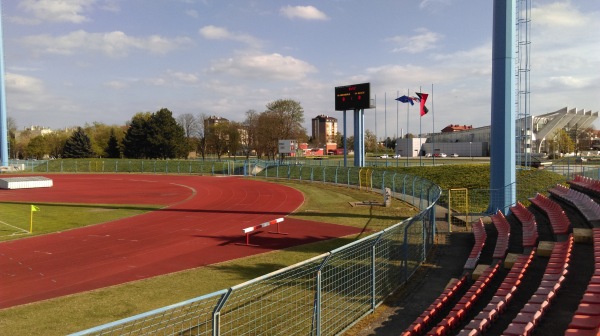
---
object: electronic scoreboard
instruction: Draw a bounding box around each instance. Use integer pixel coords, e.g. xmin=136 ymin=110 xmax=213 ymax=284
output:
xmin=334 ymin=82 xmax=370 ymax=111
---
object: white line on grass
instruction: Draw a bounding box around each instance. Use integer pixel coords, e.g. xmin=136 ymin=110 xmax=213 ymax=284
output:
xmin=0 ymin=220 xmax=29 ymax=235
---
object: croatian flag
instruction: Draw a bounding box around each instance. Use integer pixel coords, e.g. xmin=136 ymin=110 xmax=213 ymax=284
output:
xmin=414 ymin=92 xmax=429 ymax=116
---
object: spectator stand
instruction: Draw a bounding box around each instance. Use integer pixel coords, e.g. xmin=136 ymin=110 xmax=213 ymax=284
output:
xmin=529 ymin=193 xmax=571 ymax=240
xmin=464 ymin=219 xmax=487 ymax=270
xmin=565 ymin=228 xmax=600 ymax=335
xmin=548 ymin=183 xmax=600 ymax=228
xmin=502 ymin=235 xmax=573 ymax=336
xmin=509 ymin=202 xmax=539 ymax=253
xmin=567 ymin=175 xmax=600 ymax=198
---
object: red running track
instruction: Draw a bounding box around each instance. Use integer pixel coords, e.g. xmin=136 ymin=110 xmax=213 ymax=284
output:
xmin=0 ymin=174 xmax=362 ymax=309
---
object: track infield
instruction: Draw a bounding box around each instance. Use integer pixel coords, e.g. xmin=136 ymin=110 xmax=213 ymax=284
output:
xmin=0 ymin=174 xmax=362 ymax=309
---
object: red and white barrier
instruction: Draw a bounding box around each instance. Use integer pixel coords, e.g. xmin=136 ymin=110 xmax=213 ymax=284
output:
xmin=237 ymin=218 xmax=287 ymax=246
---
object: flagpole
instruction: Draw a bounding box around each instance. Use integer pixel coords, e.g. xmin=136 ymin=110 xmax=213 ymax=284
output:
xmin=431 ymin=83 xmax=435 ymax=166
xmin=396 ymin=90 xmax=399 ymax=166
xmin=375 ymin=93 xmax=377 ymax=155
xmin=419 ymin=86 xmax=422 ymax=166
xmin=384 ymin=92 xmax=387 ymax=150
xmin=30 ymin=206 xmax=33 ymax=233
xmin=406 ymin=89 xmax=410 ymax=166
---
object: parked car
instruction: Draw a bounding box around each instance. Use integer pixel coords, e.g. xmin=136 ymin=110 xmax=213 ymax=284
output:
xmin=425 ymin=153 xmax=432 ymax=157
xmin=434 ymin=153 xmax=447 ymax=157
xmin=379 ymin=154 xmax=389 ymax=159
xmin=392 ymin=154 xmax=401 ymax=158
xmin=450 ymin=153 xmax=459 ymax=157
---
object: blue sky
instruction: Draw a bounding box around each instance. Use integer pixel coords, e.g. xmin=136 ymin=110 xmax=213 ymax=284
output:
xmin=2 ymin=0 xmax=599 ymax=138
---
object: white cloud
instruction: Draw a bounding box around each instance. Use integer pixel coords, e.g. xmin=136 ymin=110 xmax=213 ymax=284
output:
xmin=418 ymin=0 xmax=451 ymax=10
xmin=186 ymin=9 xmax=199 ymax=18
xmin=532 ymin=1 xmax=590 ymax=28
xmin=208 ymin=52 xmax=317 ymax=81
xmin=280 ymin=6 xmax=328 ymax=20
xmin=388 ymin=28 xmax=442 ymax=54
xmin=6 ymin=73 xmax=45 ymax=95
xmin=199 ymin=25 xmax=261 ymax=47
xmin=17 ymin=0 xmax=96 ymax=24
xmin=21 ymin=30 xmax=193 ymax=58
xmin=146 ymin=70 xmax=199 ymax=86
xmin=5 ymin=72 xmax=81 ymax=123
xmin=104 ymin=80 xmax=129 ymax=90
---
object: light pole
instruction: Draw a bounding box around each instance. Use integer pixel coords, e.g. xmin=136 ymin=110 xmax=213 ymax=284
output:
xmin=469 ymin=142 xmax=472 ymax=160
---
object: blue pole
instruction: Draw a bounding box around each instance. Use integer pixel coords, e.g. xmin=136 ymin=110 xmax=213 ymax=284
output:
xmin=489 ymin=0 xmax=516 ymax=213
xmin=0 ymin=1 xmax=9 ymax=166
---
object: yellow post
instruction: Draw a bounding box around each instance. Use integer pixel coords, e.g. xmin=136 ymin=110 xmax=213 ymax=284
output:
xmin=29 ymin=205 xmax=40 ymax=233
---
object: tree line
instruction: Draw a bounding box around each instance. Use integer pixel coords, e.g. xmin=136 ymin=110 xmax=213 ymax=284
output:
xmin=8 ymin=99 xmax=308 ymax=160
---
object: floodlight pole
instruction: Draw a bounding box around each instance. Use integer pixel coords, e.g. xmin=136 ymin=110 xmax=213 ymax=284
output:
xmin=489 ymin=0 xmax=516 ymax=213
xmin=0 ymin=1 xmax=9 ymax=167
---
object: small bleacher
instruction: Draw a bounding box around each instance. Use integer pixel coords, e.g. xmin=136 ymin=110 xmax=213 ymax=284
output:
xmin=401 ymin=175 xmax=600 ymax=335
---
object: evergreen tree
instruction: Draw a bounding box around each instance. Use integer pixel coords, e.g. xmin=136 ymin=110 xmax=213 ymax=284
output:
xmin=105 ymin=130 xmax=121 ymax=158
xmin=62 ymin=127 xmax=95 ymax=158
xmin=147 ymin=108 xmax=188 ymax=159
xmin=122 ymin=112 xmax=152 ymax=159
xmin=122 ymin=109 xmax=188 ymax=159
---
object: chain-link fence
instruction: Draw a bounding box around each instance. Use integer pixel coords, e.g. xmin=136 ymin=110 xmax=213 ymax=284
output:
xmin=69 ymin=163 xmax=441 ymax=336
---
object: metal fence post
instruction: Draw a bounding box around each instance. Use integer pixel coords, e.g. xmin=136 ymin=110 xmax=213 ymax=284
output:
xmin=315 ymin=270 xmax=322 ymax=336
xmin=372 ymin=234 xmax=384 ymax=312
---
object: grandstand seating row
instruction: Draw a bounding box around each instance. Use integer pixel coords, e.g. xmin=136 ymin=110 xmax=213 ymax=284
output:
xmin=426 ymin=264 xmax=501 ymax=336
xmin=490 ymin=210 xmax=510 ymax=260
xmin=509 ymin=202 xmax=539 ymax=249
xmin=528 ymin=193 xmax=571 ymax=236
xmin=402 ymin=275 xmax=469 ymax=336
xmin=568 ymin=175 xmax=600 ymax=197
xmin=458 ymin=249 xmax=536 ymax=335
xmin=502 ymin=236 xmax=573 ymax=335
xmin=548 ymin=184 xmax=600 ymax=225
xmin=565 ymin=228 xmax=600 ymax=335
xmin=464 ymin=219 xmax=486 ymax=270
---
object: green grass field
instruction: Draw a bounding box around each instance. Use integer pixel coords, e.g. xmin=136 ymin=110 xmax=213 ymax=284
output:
xmin=0 ymin=203 xmax=159 ymax=242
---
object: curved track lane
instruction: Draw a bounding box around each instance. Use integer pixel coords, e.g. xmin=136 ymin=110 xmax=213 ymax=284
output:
xmin=0 ymin=174 xmax=361 ymax=308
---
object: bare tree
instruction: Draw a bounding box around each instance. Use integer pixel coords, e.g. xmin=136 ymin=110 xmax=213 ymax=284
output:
xmin=196 ymin=113 xmax=208 ymax=159
xmin=242 ymin=110 xmax=259 ymax=159
xmin=176 ymin=113 xmax=199 ymax=138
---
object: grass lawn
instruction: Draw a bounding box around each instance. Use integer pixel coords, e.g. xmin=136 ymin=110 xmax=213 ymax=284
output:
xmin=0 ymin=179 xmax=413 ymax=335
xmin=0 ymin=203 xmax=159 ymax=242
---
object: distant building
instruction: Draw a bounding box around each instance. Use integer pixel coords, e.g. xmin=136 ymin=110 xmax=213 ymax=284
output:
xmin=311 ymin=115 xmax=337 ymax=145
xmin=441 ymin=124 xmax=473 ymax=132
xmin=414 ymin=107 xmax=599 ymax=158
xmin=25 ymin=126 xmax=54 ymax=137
xmin=204 ymin=116 xmax=229 ymax=129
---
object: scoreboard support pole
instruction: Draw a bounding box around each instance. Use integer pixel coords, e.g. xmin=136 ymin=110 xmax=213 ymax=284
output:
xmin=353 ymin=108 xmax=365 ymax=167
xmin=343 ymin=110 xmax=348 ymax=167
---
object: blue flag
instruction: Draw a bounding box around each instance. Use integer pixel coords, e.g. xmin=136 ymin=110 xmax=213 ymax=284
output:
xmin=395 ymin=95 xmax=414 ymax=105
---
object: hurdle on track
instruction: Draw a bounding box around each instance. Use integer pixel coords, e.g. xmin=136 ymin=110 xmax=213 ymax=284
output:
xmin=236 ymin=218 xmax=287 ymax=247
